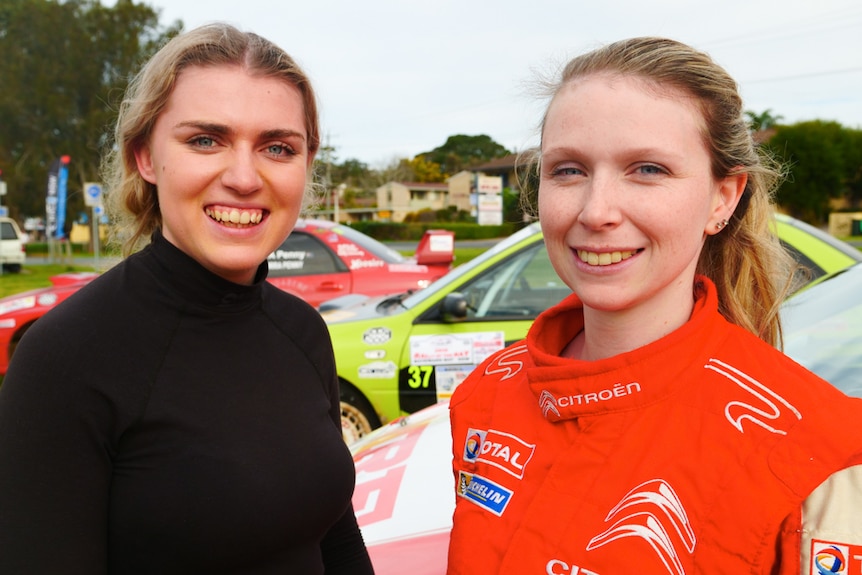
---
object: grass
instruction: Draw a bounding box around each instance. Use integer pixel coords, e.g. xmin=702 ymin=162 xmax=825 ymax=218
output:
xmin=0 ymin=264 xmax=97 ymax=298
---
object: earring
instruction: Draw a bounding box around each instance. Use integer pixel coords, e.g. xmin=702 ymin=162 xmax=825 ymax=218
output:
xmin=715 ymin=219 xmax=729 ymax=231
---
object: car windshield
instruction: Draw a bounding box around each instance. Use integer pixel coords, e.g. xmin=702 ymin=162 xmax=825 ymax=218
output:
xmin=399 ymin=222 xmax=543 ymax=310
xmin=781 ymin=263 xmax=862 ymax=398
xmin=1 ymin=221 xmax=19 ymax=240
xmin=331 ymin=224 xmax=407 ymax=264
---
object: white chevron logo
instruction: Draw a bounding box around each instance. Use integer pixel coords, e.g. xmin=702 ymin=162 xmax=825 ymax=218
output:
xmin=705 ymin=358 xmax=801 ymax=435
xmin=539 ymin=390 xmax=560 ymax=419
xmin=484 ymin=344 xmax=528 ymax=381
xmin=587 ymin=479 xmax=695 ymax=575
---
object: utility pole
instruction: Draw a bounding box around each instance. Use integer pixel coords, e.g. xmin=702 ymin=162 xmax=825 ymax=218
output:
xmin=321 ymin=132 xmax=334 ymax=220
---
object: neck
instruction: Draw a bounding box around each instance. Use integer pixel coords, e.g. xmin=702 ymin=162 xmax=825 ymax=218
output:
xmin=566 ymin=289 xmax=696 ymax=361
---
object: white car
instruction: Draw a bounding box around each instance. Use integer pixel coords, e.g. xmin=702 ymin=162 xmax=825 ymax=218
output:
xmin=0 ymin=217 xmax=26 ymax=273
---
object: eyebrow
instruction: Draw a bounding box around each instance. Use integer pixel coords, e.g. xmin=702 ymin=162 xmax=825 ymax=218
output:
xmin=174 ymin=121 xmax=306 ymax=142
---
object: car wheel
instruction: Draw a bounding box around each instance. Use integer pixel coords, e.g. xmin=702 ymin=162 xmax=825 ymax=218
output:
xmin=3 ymin=264 xmax=21 ymax=273
xmin=340 ymin=382 xmax=381 ymax=444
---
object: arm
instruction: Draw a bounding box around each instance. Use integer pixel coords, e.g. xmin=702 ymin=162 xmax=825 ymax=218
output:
xmin=0 ymin=323 xmax=112 ymax=574
xmin=321 ymin=504 xmax=375 ymax=574
xmin=776 ymin=461 xmax=862 ymax=575
xmin=319 ymin=325 xmax=374 ymax=574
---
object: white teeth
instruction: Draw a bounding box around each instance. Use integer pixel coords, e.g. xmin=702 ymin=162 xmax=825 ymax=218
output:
xmin=577 ymin=250 xmax=636 ymax=266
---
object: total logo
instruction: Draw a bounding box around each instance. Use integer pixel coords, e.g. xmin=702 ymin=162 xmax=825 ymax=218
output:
xmin=810 ymin=540 xmax=862 ymax=575
xmin=463 ymin=428 xmax=535 ymax=479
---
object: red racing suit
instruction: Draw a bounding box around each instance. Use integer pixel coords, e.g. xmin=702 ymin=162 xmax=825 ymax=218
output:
xmin=448 ymin=278 xmax=862 ymax=575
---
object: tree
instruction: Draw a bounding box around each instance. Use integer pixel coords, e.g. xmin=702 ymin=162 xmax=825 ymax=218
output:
xmin=404 ymin=156 xmax=444 ymax=183
xmin=0 ymin=0 xmax=180 ymax=222
xmin=842 ymin=129 xmax=862 ymax=206
xmin=418 ymin=134 xmax=510 ymax=177
xmin=763 ymin=121 xmax=856 ymax=224
xmin=745 ymin=109 xmax=784 ymax=131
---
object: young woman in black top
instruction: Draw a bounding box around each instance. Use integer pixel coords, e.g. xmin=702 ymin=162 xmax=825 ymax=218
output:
xmin=0 ymin=23 xmax=374 ymax=575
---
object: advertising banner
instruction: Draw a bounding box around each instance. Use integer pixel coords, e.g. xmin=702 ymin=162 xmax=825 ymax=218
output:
xmin=45 ymin=155 xmax=70 ymax=240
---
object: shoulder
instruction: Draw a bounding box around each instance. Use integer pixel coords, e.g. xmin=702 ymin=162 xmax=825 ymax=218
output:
xmin=450 ymin=340 xmax=530 ymax=411
xmin=723 ymin=334 xmax=862 ymax=498
xmin=259 ymin=283 xmax=336 ymax=373
xmin=18 ymin=261 xmax=136 ymax=348
xmin=262 ymin=282 xmax=329 ymax=341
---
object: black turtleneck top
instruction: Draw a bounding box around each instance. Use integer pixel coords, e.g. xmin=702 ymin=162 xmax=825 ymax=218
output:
xmin=0 ymin=233 xmax=373 ymax=574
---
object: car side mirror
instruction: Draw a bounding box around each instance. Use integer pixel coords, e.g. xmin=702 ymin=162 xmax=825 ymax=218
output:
xmin=441 ymin=292 xmax=468 ymax=322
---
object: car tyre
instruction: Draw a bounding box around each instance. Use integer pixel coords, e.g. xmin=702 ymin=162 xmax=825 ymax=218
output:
xmin=340 ymin=382 xmax=381 ymax=444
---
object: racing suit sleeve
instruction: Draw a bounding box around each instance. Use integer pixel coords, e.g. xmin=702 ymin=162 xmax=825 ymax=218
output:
xmin=778 ymin=461 xmax=862 ymax=575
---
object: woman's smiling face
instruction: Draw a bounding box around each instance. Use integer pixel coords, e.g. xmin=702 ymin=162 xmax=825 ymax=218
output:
xmin=538 ymin=73 xmax=743 ymax=320
xmin=135 ymin=64 xmax=311 ymax=285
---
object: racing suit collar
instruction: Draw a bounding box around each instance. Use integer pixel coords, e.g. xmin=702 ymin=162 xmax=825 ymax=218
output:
xmin=526 ymin=277 xmax=725 ymax=421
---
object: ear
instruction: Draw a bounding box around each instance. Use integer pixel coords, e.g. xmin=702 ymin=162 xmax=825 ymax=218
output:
xmin=707 ymin=171 xmax=747 ymax=235
xmin=134 ymin=144 xmax=158 ymax=185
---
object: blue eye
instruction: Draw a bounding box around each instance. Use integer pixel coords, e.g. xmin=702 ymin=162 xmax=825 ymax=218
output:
xmin=637 ymin=164 xmax=666 ymax=175
xmin=551 ymin=166 xmax=583 ymax=177
xmin=267 ymin=144 xmax=295 ymax=157
xmin=191 ymin=136 xmax=216 ymax=148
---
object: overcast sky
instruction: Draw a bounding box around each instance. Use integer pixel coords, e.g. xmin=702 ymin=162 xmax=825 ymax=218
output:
xmin=118 ymin=0 xmax=862 ymax=167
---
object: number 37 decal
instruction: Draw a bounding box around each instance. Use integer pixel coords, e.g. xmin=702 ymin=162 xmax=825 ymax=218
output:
xmin=407 ymin=365 xmax=433 ymax=389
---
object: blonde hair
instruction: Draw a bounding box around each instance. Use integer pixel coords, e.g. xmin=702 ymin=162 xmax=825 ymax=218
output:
xmin=533 ymin=37 xmax=795 ymax=347
xmin=102 ymin=23 xmax=320 ymax=256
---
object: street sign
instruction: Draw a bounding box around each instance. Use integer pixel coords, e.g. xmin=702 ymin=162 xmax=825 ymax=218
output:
xmin=84 ymin=182 xmax=102 ymax=207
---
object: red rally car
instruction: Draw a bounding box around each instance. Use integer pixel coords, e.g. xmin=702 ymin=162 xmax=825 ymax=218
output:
xmin=0 ymin=219 xmax=454 ymax=375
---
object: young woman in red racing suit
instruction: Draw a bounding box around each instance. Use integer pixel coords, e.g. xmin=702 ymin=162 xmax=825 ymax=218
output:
xmin=447 ymin=37 xmax=862 ymax=575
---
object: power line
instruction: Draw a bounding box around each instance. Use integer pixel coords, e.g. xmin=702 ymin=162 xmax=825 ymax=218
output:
xmin=743 ymin=65 xmax=862 ymax=85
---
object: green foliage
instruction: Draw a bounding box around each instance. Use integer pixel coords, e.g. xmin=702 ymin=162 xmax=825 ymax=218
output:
xmin=417 ymin=134 xmax=510 ymax=177
xmin=403 ymin=206 xmax=472 ymax=224
xmin=764 ymin=121 xmax=862 ymax=224
xmin=843 ymin=130 xmax=862 ymax=205
xmin=326 ymin=158 xmax=370 ymax=188
xmin=0 ymin=0 xmax=181 ymax=221
xmin=404 ymin=157 xmax=444 ymax=183
xmin=0 ymin=263 xmax=95 ymax=298
xmin=745 ymin=109 xmax=784 ymax=131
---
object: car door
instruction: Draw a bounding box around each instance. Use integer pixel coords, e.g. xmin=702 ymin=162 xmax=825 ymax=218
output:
xmin=396 ymin=241 xmax=571 ymax=414
xmin=265 ymin=231 xmax=352 ymax=306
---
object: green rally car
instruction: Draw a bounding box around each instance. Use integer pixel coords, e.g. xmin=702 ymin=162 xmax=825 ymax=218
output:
xmin=325 ymin=215 xmax=862 ymax=443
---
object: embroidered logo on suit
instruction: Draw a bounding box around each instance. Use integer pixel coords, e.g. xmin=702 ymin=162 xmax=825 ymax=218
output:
xmin=705 ymin=358 xmax=802 ymax=435
xmin=587 ymin=479 xmax=695 ymax=575
xmin=484 ymin=344 xmax=528 ymax=381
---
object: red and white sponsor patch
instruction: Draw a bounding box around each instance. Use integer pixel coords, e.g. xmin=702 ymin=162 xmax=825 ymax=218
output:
xmin=466 ymin=428 xmax=535 ymax=479
xmin=810 ymin=539 xmax=862 ymax=575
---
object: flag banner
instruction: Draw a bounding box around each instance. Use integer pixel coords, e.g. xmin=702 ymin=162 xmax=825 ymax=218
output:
xmin=45 ymin=155 xmax=70 ymax=240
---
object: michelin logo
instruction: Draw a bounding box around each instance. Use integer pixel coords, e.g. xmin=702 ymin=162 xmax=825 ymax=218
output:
xmin=458 ymin=471 xmax=513 ymax=516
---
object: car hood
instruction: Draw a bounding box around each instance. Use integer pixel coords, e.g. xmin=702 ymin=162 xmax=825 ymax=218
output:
xmin=321 ymin=293 xmax=407 ymax=323
xmin=351 ymin=401 xmax=453 ymax=574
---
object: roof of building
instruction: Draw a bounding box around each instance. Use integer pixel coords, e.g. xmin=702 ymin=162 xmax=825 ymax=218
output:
xmin=468 ymin=153 xmax=520 ymax=173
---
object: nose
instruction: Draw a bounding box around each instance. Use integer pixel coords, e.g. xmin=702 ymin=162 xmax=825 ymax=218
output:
xmin=577 ymin=174 xmax=622 ymax=230
xmin=221 ymin=147 xmax=263 ymax=195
